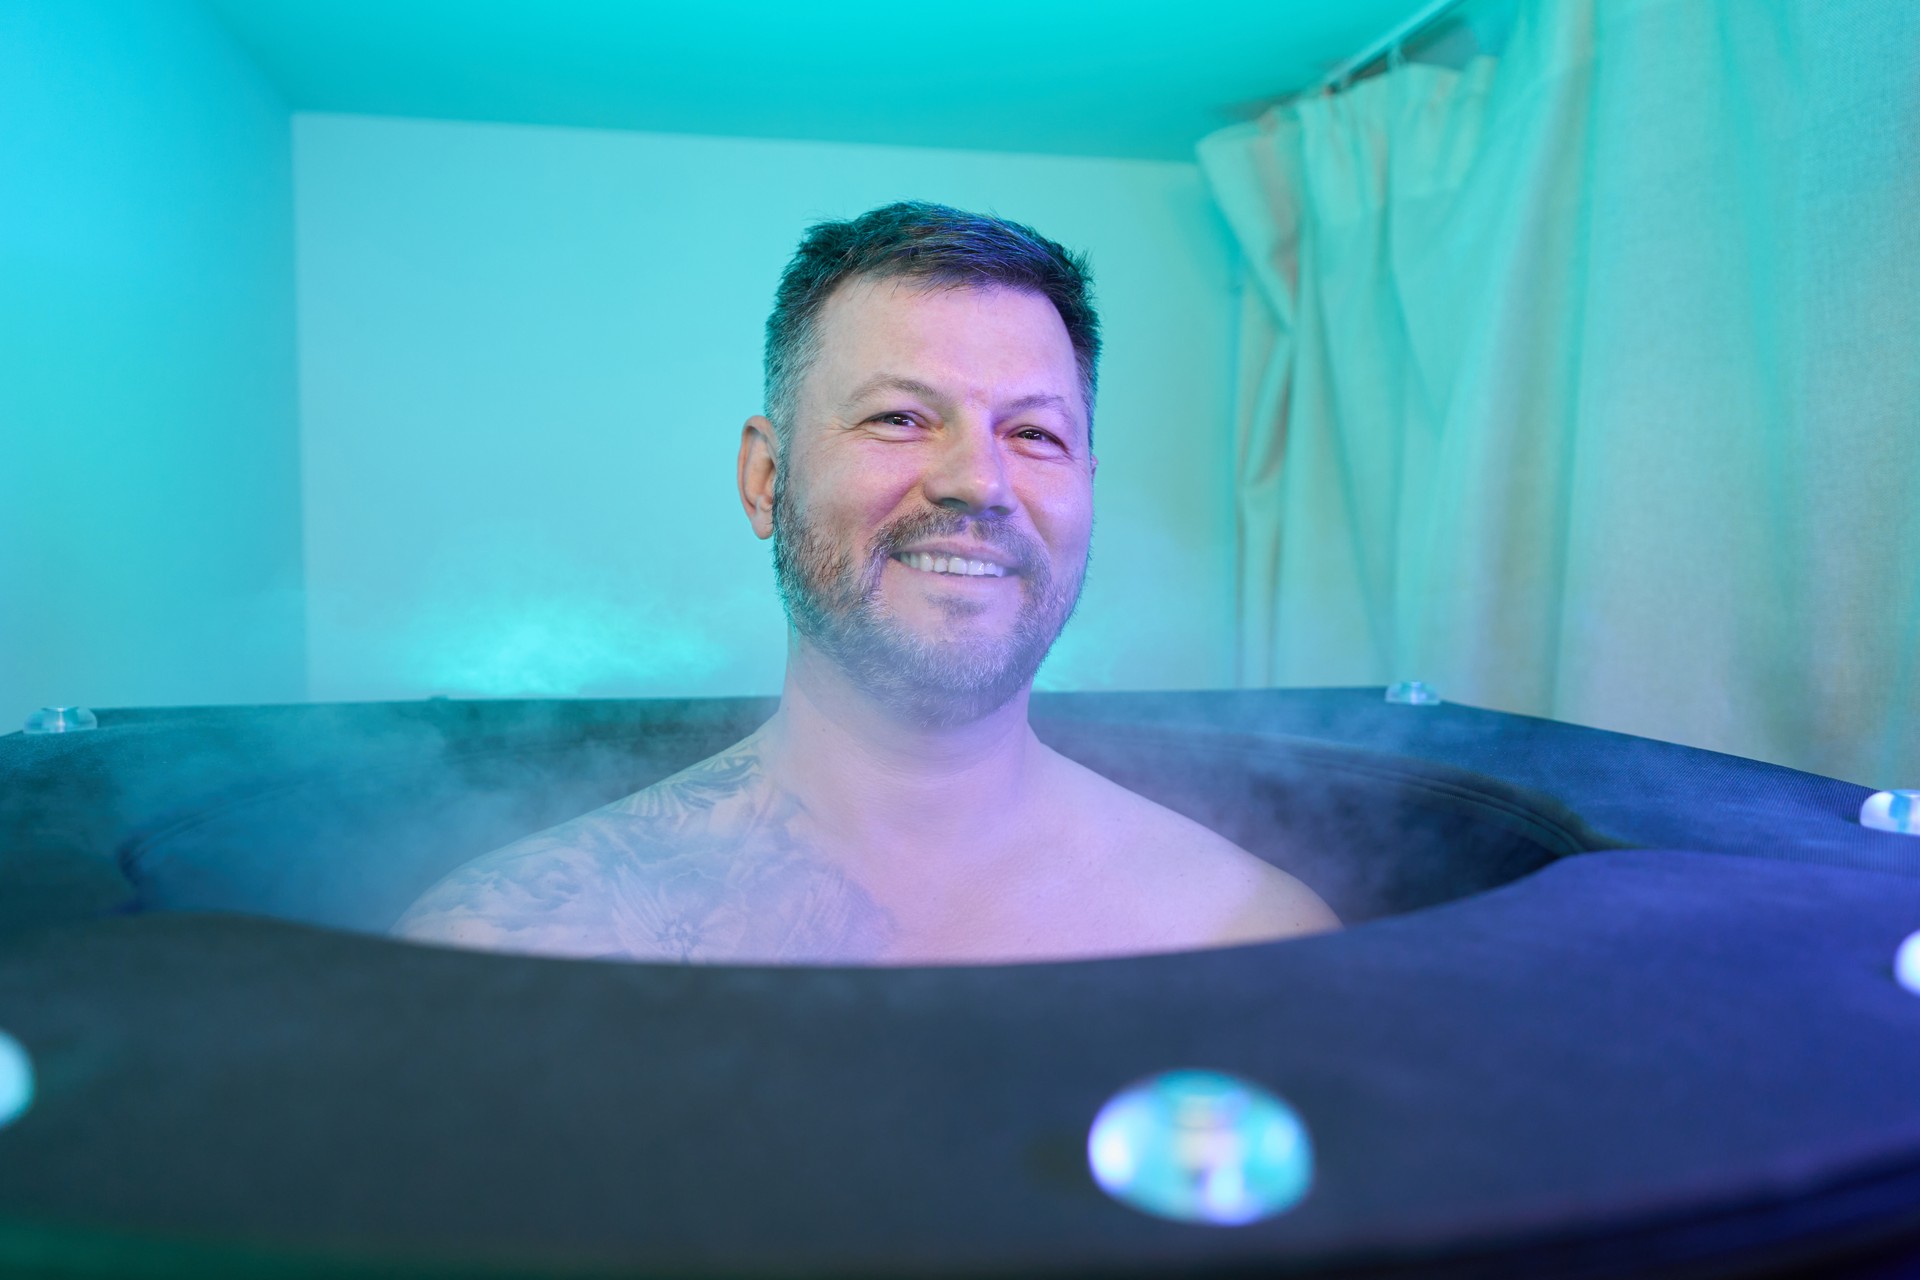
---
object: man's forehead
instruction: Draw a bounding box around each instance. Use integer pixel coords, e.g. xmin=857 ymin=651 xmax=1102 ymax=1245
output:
xmin=818 ymin=274 xmax=1063 ymax=330
xmin=811 ymin=277 xmax=1082 ymax=406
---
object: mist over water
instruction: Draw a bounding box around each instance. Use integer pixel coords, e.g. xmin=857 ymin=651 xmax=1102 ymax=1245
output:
xmin=303 ymin=524 xmax=783 ymax=703
xmin=4 ymin=678 xmax=1607 ymax=952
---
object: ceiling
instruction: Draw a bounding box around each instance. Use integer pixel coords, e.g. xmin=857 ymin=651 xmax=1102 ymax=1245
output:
xmin=202 ymin=0 xmax=1442 ymax=161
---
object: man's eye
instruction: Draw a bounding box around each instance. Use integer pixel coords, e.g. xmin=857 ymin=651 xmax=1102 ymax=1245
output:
xmin=1017 ymin=428 xmax=1063 ymax=446
xmin=874 ymin=413 xmax=918 ymax=428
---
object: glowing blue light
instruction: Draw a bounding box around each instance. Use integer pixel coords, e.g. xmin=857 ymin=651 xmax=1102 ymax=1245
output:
xmin=1385 ymin=681 xmax=1442 ymax=706
xmin=1087 ymin=1069 xmax=1312 ymax=1226
xmin=23 ymin=706 xmax=98 ymax=735
xmin=1862 ymin=791 xmax=1920 ymax=836
xmin=0 ymin=1031 xmax=32 ymax=1129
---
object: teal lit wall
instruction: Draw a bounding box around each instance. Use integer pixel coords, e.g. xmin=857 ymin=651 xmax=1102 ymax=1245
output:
xmin=0 ymin=1 xmax=305 ymax=729
xmin=293 ymin=114 xmax=1241 ymax=701
xmin=1 ymin=6 xmax=1244 ymax=717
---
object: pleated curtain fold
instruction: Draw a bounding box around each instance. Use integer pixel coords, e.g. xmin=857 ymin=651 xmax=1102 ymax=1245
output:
xmin=1199 ymin=0 xmax=1920 ymax=789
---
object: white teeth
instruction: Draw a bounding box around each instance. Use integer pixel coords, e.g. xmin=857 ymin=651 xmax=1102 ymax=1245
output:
xmin=895 ymin=552 xmax=1008 ymax=578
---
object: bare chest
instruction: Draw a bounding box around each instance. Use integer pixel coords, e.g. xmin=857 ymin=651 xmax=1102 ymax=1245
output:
xmin=570 ymin=766 xmax=1250 ymax=965
xmin=860 ymin=815 xmax=1239 ymax=964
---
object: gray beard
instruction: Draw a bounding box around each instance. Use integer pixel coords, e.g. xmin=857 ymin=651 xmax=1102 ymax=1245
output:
xmin=770 ymin=479 xmax=1087 ymax=729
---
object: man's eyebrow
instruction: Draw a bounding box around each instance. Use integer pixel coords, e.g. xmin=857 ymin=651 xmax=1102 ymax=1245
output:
xmin=843 ymin=376 xmax=1079 ymax=423
xmin=1001 ymin=391 xmax=1073 ymax=418
xmin=842 ymin=374 xmax=946 ymax=408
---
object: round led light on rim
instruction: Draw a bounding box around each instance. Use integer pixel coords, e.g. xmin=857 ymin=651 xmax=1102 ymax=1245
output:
xmin=1385 ymin=681 xmax=1442 ymax=706
xmin=1087 ymin=1068 xmax=1312 ymax=1226
xmin=1862 ymin=791 xmax=1920 ymax=837
xmin=23 ymin=706 xmax=98 ymax=735
xmin=0 ymin=1031 xmax=32 ymax=1129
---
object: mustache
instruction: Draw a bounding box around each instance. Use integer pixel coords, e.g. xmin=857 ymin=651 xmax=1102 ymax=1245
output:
xmin=872 ymin=512 xmax=1039 ymax=576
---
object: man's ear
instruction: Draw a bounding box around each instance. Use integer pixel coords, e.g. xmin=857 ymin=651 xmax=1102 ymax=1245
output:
xmin=739 ymin=415 xmax=779 ymax=540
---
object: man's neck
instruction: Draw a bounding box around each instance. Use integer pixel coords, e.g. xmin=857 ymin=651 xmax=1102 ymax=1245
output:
xmin=753 ymin=639 xmax=1050 ymax=894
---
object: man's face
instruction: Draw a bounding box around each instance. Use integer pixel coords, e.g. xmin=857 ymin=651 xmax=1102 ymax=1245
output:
xmin=769 ymin=278 xmax=1096 ymax=727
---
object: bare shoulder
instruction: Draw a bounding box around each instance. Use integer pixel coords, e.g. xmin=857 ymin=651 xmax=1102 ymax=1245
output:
xmin=390 ymin=738 xmax=895 ymax=963
xmin=1045 ymin=747 xmax=1341 ymax=944
xmin=388 ymin=815 xmax=634 ymax=958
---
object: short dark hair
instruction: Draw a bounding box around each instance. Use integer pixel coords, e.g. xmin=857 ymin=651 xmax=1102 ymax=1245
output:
xmin=764 ymin=201 xmax=1100 ymax=451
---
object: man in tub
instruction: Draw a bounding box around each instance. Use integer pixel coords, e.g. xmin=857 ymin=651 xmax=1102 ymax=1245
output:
xmin=393 ymin=202 xmax=1338 ymax=964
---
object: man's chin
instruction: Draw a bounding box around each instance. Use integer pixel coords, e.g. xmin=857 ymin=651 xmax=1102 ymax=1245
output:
xmin=774 ymin=547 xmax=1077 ymax=727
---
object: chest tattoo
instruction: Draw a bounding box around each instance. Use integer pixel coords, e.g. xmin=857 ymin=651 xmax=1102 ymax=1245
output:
xmin=409 ymin=740 xmax=896 ymax=964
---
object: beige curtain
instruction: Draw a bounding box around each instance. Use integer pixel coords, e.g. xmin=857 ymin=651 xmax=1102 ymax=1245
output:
xmin=1199 ymin=0 xmax=1920 ymax=789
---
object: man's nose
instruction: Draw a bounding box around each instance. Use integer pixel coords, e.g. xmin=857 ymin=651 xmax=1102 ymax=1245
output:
xmin=923 ymin=420 xmax=1014 ymax=518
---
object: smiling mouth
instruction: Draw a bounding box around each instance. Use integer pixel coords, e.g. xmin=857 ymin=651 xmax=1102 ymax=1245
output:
xmin=890 ymin=552 xmax=1014 ymax=580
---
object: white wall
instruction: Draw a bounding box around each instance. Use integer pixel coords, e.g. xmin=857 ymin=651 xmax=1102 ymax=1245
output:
xmin=0 ymin=0 xmax=305 ymax=728
xmin=293 ymin=113 xmax=1241 ymax=702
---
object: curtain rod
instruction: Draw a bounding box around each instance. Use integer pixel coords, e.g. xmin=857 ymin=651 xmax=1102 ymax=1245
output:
xmin=1315 ymin=0 xmax=1470 ymax=93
